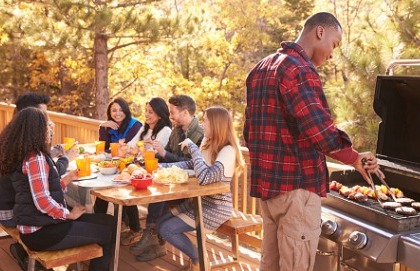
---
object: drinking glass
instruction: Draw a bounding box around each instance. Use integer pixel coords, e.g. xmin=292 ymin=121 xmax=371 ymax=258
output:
xmin=76 ymin=157 xmax=91 ymax=177
xmin=63 ymin=137 xmax=76 ymax=151
xmin=95 ymin=141 xmax=105 ymax=154
xmin=110 ymin=143 xmax=119 ymax=157
xmin=145 ymin=158 xmax=158 ymax=173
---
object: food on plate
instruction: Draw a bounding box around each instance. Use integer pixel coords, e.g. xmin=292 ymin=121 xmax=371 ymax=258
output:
xmin=127 ymin=164 xmax=140 ymax=174
xmin=395 ymin=197 xmax=415 ymax=206
xmin=395 ymin=206 xmax=417 ymax=216
xmin=382 ymin=202 xmax=402 ymax=210
xmin=98 ymin=161 xmax=118 ymax=168
xmin=411 ymin=202 xmax=420 ymax=210
xmin=153 ymin=166 xmax=189 ymax=184
xmin=93 ymin=153 xmax=106 ymax=163
xmin=131 ymin=168 xmax=147 ymax=177
xmin=115 ymin=171 xmax=131 ymax=180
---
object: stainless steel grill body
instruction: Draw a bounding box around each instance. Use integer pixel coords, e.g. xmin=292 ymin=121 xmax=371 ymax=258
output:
xmin=316 ymin=65 xmax=420 ymax=270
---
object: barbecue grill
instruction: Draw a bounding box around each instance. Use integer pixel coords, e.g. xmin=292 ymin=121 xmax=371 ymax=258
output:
xmin=315 ymin=60 xmax=420 ymax=271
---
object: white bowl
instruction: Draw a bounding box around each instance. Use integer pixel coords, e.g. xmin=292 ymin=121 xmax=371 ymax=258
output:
xmin=99 ymin=166 xmax=118 ymax=175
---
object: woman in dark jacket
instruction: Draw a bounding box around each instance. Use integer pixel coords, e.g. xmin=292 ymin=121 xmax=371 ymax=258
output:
xmin=0 ymin=107 xmax=116 ymax=271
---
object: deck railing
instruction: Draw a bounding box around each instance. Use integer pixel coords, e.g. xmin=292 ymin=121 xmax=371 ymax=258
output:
xmin=0 ymin=102 xmax=102 ymax=146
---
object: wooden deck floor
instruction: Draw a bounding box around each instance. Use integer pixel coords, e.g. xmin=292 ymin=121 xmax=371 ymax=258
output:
xmin=0 ymin=228 xmax=261 ymax=271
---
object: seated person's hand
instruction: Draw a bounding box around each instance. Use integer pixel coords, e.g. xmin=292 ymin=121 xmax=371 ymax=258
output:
xmin=65 ymin=145 xmax=80 ymax=162
xmin=68 ymin=205 xmax=86 ymax=220
xmin=151 ymin=140 xmax=165 ymax=156
xmin=62 ymin=169 xmax=79 ymax=186
xmin=100 ymin=120 xmax=119 ymax=130
xmin=178 ymin=138 xmax=193 ymax=152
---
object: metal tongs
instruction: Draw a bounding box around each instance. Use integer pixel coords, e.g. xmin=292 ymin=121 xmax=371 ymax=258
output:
xmin=361 ymin=158 xmax=396 ymax=208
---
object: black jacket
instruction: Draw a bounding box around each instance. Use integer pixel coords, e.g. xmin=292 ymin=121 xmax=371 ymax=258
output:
xmin=12 ymin=154 xmax=67 ymax=226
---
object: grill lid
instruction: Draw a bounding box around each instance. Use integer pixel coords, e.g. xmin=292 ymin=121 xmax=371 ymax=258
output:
xmin=373 ymin=75 xmax=420 ymax=167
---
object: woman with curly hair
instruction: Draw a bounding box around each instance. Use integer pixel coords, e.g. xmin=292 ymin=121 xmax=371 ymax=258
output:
xmin=0 ymin=107 xmax=116 ymax=271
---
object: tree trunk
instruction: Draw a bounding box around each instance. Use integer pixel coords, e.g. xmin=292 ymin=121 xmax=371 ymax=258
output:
xmin=94 ymin=33 xmax=109 ymax=120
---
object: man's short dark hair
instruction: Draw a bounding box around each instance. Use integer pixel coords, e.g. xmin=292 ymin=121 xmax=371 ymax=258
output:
xmin=15 ymin=93 xmax=50 ymax=113
xmin=304 ymin=12 xmax=342 ymax=31
xmin=168 ymin=94 xmax=196 ymax=116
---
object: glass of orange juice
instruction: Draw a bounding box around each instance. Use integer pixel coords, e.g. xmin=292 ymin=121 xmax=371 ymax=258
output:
xmin=63 ymin=137 xmax=76 ymax=151
xmin=110 ymin=143 xmax=119 ymax=157
xmin=143 ymin=150 xmax=155 ymax=161
xmin=95 ymin=141 xmax=106 ymax=154
xmin=76 ymin=157 xmax=91 ymax=177
xmin=145 ymin=158 xmax=158 ymax=173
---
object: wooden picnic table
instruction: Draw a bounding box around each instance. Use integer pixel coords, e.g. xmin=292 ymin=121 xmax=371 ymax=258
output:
xmin=90 ymin=177 xmax=230 ymax=271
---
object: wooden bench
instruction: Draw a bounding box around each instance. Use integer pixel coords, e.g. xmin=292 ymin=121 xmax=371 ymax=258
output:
xmin=212 ymin=147 xmax=263 ymax=268
xmin=0 ymin=224 xmax=103 ymax=271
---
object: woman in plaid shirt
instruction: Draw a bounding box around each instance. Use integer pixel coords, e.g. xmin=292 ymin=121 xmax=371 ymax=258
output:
xmin=244 ymin=12 xmax=383 ymax=271
xmin=0 ymin=107 xmax=116 ymax=271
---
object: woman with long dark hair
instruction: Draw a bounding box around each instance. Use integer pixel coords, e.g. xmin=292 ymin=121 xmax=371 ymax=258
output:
xmin=119 ymin=97 xmax=172 ymax=247
xmin=96 ymin=97 xmax=143 ymax=246
xmin=130 ymin=97 xmax=172 ymax=148
xmin=99 ymin=97 xmax=142 ymax=151
xmin=0 ymin=107 xmax=115 ymax=271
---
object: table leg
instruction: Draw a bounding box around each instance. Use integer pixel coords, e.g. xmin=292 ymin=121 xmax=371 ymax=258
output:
xmin=111 ymin=204 xmax=123 ymax=271
xmin=193 ymin=196 xmax=207 ymax=271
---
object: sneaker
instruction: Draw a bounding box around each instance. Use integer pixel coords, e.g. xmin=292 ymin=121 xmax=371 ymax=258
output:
xmin=129 ymin=226 xmax=160 ymax=255
xmin=10 ymin=243 xmax=27 ymax=271
xmin=120 ymin=230 xmax=141 ymax=246
xmin=135 ymin=244 xmax=166 ymax=262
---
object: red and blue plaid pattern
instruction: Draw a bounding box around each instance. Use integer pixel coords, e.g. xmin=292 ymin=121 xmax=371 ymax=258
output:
xmin=18 ymin=152 xmax=68 ymax=234
xmin=244 ymin=42 xmax=356 ymax=200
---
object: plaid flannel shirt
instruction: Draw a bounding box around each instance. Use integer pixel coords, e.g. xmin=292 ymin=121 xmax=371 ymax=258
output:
xmin=244 ymin=41 xmax=356 ymax=200
xmin=18 ymin=152 xmax=69 ymax=234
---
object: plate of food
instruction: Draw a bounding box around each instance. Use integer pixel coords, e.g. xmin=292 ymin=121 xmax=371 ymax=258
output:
xmin=76 ymin=179 xmax=113 ymax=188
xmin=76 ymin=173 xmax=98 ymax=181
xmin=153 ymin=166 xmax=189 ymax=185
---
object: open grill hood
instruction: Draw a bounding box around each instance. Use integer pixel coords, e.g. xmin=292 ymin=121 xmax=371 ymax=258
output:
xmin=373 ymin=75 xmax=420 ymax=195
xmin=374 ymin=76 xmax=420 ymax=168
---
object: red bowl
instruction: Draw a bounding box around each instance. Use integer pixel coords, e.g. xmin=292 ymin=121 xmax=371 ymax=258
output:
xmin=131 ymin=176 xmax=153 ymax=190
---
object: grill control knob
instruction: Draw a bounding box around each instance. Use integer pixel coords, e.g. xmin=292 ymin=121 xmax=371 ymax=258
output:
xmin=348 ymin=231 xmax=368 ymax=249
xmin=321 ymin=220 xmax=338 ymax=236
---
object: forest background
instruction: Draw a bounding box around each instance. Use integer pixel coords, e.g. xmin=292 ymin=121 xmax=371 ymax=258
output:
xmin=0 ymin=0 xmax=419 ymax=151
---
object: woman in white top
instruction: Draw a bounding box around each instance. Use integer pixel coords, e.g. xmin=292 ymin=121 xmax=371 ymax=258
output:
xmin=121 ymin=97 xmax=172 ymax=246
xmin=130 ymin=97 xmax=172 ymax=148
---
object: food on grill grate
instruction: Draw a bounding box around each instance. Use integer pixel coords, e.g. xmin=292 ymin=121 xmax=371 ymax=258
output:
xmin=395 ymin=198 xmax=415 ymax=206
xmin=411 ymin=202 xmax=420 ymax=210
xmin=330 ymin=180 xmax=406 ymax=203
xmin=395 ymin=206 xmax=417 ymax=216
xmin=383 ymin=202 xmax=402 ymax=210
xmin=354 ymin=192 xmax=369 ymax=203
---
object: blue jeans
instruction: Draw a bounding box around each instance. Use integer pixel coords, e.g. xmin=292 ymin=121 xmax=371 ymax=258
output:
xmin=157 ymin=212 xmax=197 ymax=262
xmin=146 ymin=202 xmax=167 ymax=225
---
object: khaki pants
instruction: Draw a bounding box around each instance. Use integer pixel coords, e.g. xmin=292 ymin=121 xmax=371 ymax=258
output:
xmin=260 ymin=189 xmax=321 ymax=271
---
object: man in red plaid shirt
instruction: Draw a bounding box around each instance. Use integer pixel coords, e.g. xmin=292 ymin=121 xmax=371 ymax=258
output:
xmin=244 ymin=12 xmax=383 ymax=271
